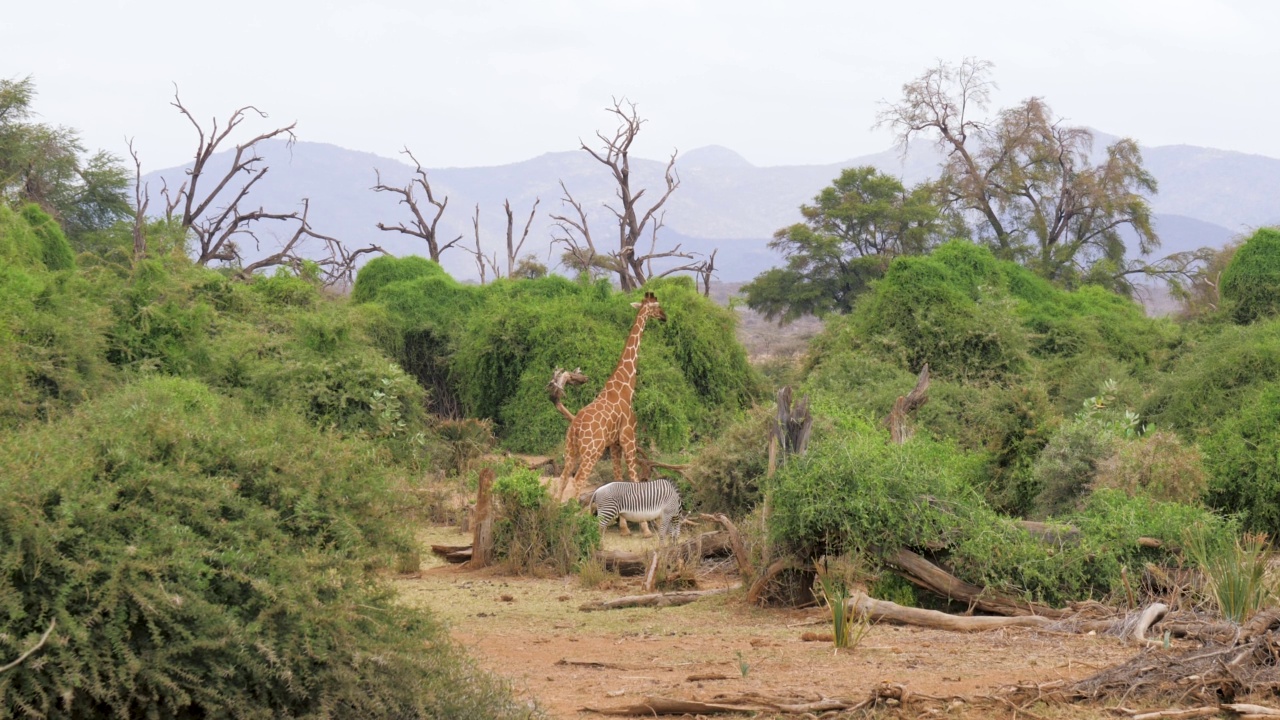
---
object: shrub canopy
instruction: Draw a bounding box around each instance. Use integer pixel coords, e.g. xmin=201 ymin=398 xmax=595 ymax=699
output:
xmin=355 ymin=260 xmax=762 ymax=453
xmin=1221 ymin=227 xmax=1280 ymax=324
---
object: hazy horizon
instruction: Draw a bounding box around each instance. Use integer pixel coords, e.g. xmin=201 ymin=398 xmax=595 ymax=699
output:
xmin=7 ymin=0 xmax=1280 ymax=174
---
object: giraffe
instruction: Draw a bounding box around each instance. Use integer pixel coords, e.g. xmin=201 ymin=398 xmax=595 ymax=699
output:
xmin=554 ymin=292 xmax=666 ymax=512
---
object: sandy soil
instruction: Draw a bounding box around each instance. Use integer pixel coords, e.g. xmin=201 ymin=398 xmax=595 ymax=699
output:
xmin=391 ymin=526 xmax=1167 ymax=719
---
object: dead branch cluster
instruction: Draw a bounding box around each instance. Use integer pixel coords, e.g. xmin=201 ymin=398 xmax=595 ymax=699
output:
xmin=149 ymin=89 xmax=384 ymax=285
xmin=553 ymin=98 xmax=716 ymax=295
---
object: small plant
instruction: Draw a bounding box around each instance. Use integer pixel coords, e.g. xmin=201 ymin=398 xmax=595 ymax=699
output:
xmin=437 ymin=417 xmax=496 ymax=476
xmin=814 ymin=557 xmax=871 ymax=652
xmin=735 ymin=650 xmax=750 ymax=679
xmin=1184 ymin=525 xmax=1276 ymax=623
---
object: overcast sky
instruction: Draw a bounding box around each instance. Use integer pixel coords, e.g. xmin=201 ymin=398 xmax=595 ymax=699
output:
xmin=7 ymin=0 xmax=1279 ymax=172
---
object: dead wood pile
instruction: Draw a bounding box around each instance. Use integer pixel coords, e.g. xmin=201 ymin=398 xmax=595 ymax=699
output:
xmin=1067 ymin=610 xmax=1280 ymax=705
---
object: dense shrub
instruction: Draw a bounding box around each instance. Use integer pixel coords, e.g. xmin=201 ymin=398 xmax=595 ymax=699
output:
xmin=350 ymin=254 xmax=445 ymax=303
xmin=0 ymin=377 xmax=530 ymax=718
xmin=1094 ymin=431 xmax=1208 ymax=504
xmin=1221 ymin=227 xmax=1280 ymax=324
xmin=0 ymin=206 xmax=114 ymax=426
xmin=492 ymin=464 xmax=599 ymax=575
xmin=768 ymin=421 xmax=989 ymax=561
xmin=1143 ymin=319 xmax=1280 ymax=437
xmin=356 ymin=262 xmax=761 ymax=454
xmin=767 ymin=419 xmax=1223 ymax=605
xmin=1203 ymin=382 xmax=1280 ymax=535
xmin=686 ymin=405 xmax=773 ymax=516
xmin=1031 ymin=416 xmax=1121 ymax=517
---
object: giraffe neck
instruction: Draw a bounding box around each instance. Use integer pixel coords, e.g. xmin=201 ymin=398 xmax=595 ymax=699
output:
xmin=605 ymin=313 xmax=648 ymax=405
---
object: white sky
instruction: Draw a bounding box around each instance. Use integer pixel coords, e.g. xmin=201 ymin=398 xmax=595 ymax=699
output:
xmin=6 ymin=0 xmax=1279 ymax=171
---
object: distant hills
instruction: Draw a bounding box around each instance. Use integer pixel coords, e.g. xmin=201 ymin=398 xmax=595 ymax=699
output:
xmin=143 ymin=136 xmax=1279 ymax=282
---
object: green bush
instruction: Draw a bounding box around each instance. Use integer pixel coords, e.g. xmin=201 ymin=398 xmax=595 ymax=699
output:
xmin=767 ymin=419 xmax=1223 ymax=605
xmin=0 ymin=376 xmax=530 ymax=718
xmin=492 ymin=464 xmax=599 ymax=575
xmin=686 ymin=405 xmax=773 ymax=516
xmin=768 ymin=422 xmax=989 ymax=561
xmin=1031 ymin=417 xmax=1121 ymax=517
xmin=1203 ymin=382 xmax=1280 ymax=535
xmin=350 ymin=254 xmax=446 ymax=303
xmin=1221 ymin=227 xmax=1280 ymax=324
xmin=357 ymin=262 xmax=760 ymax=454
xmin=1094 ymin=431 xmax=1208 ymax=504
xmin=1143 ymin=319 xmax=1280 ymax=437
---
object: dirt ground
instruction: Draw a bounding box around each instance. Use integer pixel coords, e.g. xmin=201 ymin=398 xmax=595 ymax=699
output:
xmin=390 ymin=525 xmax=1182 ymax=719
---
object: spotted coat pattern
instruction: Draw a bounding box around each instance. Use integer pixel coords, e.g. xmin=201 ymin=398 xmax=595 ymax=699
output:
xmin=554 ymin=292 xmax=666 ymax=503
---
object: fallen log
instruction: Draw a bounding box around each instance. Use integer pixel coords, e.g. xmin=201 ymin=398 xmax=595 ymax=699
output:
xmin=850 ymin=593 xmax=1056 ymax=632
xmin=579 ymin=586 xmax=736 ymax=612
xmin=886 ymin=547 xmax=1068 ymax=619
xmin=429 ymin=544 xmax=472 ymax=563
xmin=1129 ymin=708 xmax=1220 ymax=720
xmin=585 ymin=684 xmax=910 ymax=715
xmin=850 ymin=592 xmax=1171 ymax=641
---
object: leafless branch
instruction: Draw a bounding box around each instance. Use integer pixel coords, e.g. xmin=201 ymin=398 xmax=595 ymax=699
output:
xmin=0 ymin=618 xmax=55 ymax=674
xmin=127 ymin=137 xmax=148 ymax=260
xmin=169 ymin=87 xmax=299 ymax=267
xmin=505 ymin=197 xmax=540 ymax=276
xmin=372 ymin=148 xmax=462 ymax=262
xmin=558 ymin=97 xmax=695 ymax=290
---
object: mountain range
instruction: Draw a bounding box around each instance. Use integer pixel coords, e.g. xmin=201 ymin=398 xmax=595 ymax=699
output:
xmin=143 ymin=135 xmax=1280 ymax=282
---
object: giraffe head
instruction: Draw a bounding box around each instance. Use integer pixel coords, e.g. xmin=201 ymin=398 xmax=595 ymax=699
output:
xmin=630 ymin=291 xmax=667 ymax=323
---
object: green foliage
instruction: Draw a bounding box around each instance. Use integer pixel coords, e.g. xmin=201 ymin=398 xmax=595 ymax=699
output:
xmin=492 ymin=465 xmax=600 ymax=575
xmin=1030 ymin=382 xmax=1140 ymax=517
xmin=1184 ymin=526 xmax=1275 ymax=624
xmin=1031 ymin=417 xmax=1121 ymax=517
xmin=1203 ymin=382 xmax=1280 ymax=535
xmin=0 ymin=377 xmax=530 ymax=718
xmin=1144 ymin=319 xmax=1280 ymax=437
xmin=1221 ymin=227 xmax=1280 ymax=324
xmin=0 ymin=205 xmax=114 ymax=426
xmin=743 ymin=166 xmax=952 ymax=323
xmin=350 ymin=254 xmax=446 ymax=303
xmin=359 ymin=263 xmax=760 ymax=454
xmin=769 ymin=421 xmax=1226 ymax=606
xmin=768 ymin=424 xmax=988 ymax=560
xmin=1094 ymin=431 xmax=1208 ymax=504
xmin=0 ymin=77 xmax=130 ymax=239
xmin=18 ymin=203 xmax=74 ymax=271
xmin=686 ymin=406 xmax=773 ymax=516
xmin=845 ymin=251 xmax=1029 ymax=381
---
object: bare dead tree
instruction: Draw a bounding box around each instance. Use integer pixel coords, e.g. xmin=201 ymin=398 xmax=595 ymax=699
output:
xmin=314 ymin=236 xmax=387 ymax=290
xmin=505 ymin=197 xmax=540 ymax=276
xmin=165 ymin=89 xmax=301 ymax=266
xmin=550 ymin=179 xmax=615 ymax=279
xmin=555 ymin=98 xmax=713 ymax=290
xmin=467 ymin=203 xmax=500 ymax=283
xmin=126 ymin=137 xmax=148 ymax=260
xmin=372 ymin=148 xmax=462 ymax=263
xmin=697 ymin=249 xmax=717 ymax=297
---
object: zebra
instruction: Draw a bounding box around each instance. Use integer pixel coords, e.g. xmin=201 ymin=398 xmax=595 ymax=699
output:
xmin=588 ymin=479 xmax=683 ymax=543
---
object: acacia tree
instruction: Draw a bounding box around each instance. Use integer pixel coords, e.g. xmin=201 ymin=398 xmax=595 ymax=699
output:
xmin=0 ymin=76 xmax=130 ymax=239
xmin=373 ymin=148 xmax=462 ymax=263
xmin=742 ymin=166 xmax=949 ymax=323
xmin=553 ymin=98 xmax=712 ymax=291
xmin=878 ymin=59 xmax=1160 ymax=289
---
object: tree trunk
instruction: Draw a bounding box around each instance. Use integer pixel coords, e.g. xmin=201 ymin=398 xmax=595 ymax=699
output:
xmin=469 ymin=468 xmax=495 ymax=568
